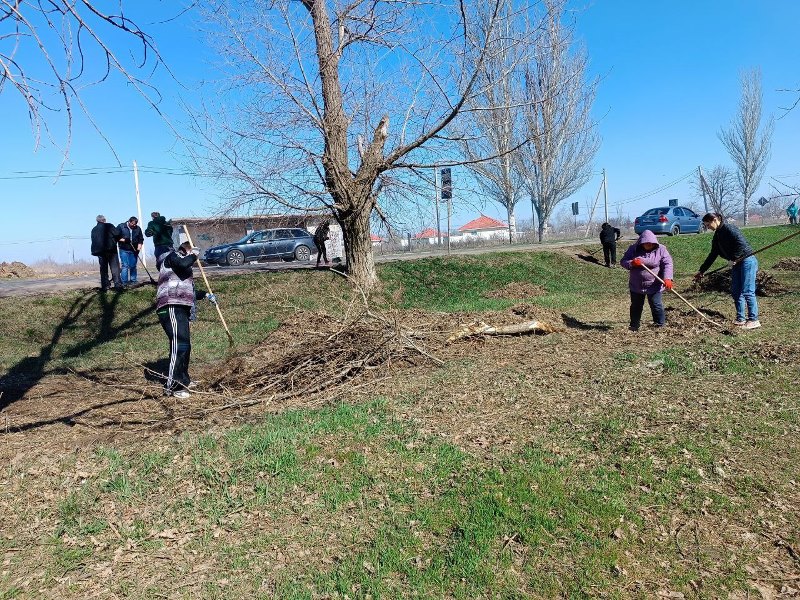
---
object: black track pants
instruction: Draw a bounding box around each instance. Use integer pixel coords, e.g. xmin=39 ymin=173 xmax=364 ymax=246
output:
xmin=157 ymin=305 xmax=191 ymax=392
xmin=601 ymin=242 xmax=617 ymax=266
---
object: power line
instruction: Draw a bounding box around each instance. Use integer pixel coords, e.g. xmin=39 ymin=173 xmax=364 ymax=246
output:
xmin=0 ymin=165 xmax=206 ymax=180
xmin=616 ymin=169 xmax=696 ymax=206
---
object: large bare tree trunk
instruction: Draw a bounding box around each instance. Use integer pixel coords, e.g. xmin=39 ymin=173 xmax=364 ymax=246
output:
xmin=337 ymin=205 xmax=377 ymax=289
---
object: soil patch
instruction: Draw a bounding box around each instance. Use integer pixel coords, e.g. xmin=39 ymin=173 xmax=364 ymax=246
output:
xmin=0 ymin=261 xmax=37 ymax=278
xmin=772 ymin=257 xmax=800 ymax=271
xmin=482 ymin=281 xmax=546 ymax=299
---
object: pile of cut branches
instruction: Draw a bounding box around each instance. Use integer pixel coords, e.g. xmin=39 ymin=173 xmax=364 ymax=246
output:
xmin=204 ymin=282 xmax=441 ymax=407
xmin=699 ymin=270 xmax=789 ymax=296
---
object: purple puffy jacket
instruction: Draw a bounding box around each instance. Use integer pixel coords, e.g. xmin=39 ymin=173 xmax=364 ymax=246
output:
xmin=620 ymin=230 xmax=674 ymax=294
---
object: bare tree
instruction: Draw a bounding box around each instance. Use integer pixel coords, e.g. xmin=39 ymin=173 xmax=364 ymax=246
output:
xmin=696 ymin=165 xmax=738 ymax=219
xmin=1 ymin=1 xmax=173 ymax=156
xmin=514 ymin=0 xmax=599 ymax=241
xmin=718 ymin=68 xmax=773 ymax=225
xmin=459 ymin=1 xmax=528 ymax=243
xmin=192 ymin=0 xmax=538 ymax=289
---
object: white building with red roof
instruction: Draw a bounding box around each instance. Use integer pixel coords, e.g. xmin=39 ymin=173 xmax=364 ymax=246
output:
xmin=457 ymin=215 xmax=509 ymax=241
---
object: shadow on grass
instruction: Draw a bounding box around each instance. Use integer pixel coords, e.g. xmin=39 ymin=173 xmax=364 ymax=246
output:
xmin=0 ymin=290 xmax=153 ymax=412
xmin=561 ymin=313 xmax=612 ymax=331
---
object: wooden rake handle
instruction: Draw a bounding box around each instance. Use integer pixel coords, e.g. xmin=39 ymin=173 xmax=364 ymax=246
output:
xmin=639 ymin=264 xmax=726 ymax=330
xmin=183 ymin=225 xmax=235 ymax=346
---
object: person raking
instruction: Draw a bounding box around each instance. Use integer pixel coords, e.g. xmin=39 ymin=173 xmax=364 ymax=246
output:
xmin=693 ymin=212 xmax=760 ymax=330
xmin=620 ymin=230 xmax=674 ymax=331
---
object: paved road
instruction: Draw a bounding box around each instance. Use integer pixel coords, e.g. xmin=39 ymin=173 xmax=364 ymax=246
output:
xmin=0 ymin=238 xmax=598 ymax=298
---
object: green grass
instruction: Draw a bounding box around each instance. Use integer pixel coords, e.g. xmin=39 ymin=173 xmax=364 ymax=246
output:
xmin=2 ymin=225 xmax=799 ymax=598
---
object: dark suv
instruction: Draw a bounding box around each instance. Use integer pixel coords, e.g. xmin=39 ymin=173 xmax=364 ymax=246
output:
xmin=203 ymin=228 xmax=315 ymax=266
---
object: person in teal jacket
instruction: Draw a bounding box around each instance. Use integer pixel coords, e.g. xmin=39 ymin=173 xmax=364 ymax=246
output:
xmin=787 ymin=201 xmax=798 ymax=225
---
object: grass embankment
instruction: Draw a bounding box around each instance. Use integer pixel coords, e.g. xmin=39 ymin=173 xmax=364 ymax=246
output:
xmin=1 ymin=225 xmax=799 ymax=598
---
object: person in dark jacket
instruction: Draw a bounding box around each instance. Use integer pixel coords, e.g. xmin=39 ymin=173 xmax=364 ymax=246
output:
xmin=90 ymin=215 xmax=124 ymax=291
xmin=156 ymin=241 xmax=217 ymax=398
xmin=599 ymin=222 xmax=622 ymax=267
xmin=693 ymin=213 xmax=759 ymax=329
xmin=620 ymin=230 xmax=674 ymax=331
xmin=145 ymin=212 xmax=174 ymax=258
xmin=314 ymin=220 xmax=331 ymax=267
xmin=117 ymin=216 xmax=144 ymax=286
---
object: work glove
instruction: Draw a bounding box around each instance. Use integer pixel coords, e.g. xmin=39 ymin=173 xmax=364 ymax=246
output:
xmin=664 ymin=279 xmax=673 ymax=291
xmin=693 ymin=272 xmax=704 ymax=282
xmin=206 ymin=293 xmax=217 ymax=305
xmin=191 ymin=247 xmax=201 ymax=256
xmin=631 ymin=258 xmax=644 ymax=268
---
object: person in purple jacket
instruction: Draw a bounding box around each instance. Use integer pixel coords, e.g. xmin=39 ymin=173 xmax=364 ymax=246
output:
xmin=155 ymin=241 xmax=217 ymax=398
xmin=620 ymin=230 xmax=674 ymax=331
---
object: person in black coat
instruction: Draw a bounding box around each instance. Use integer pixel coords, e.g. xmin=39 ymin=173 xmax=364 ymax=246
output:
xmin=90 ymin=215 xmax=123 ymax=291
xmin=599 ymin=222 xmax=622 ymax=268
xmin=693 ymin=212 xmax=759 ymax=329
xmin=314 ymin=220 xmax=331 ymax=267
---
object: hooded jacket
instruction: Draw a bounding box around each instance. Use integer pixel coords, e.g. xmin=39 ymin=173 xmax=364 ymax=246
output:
xmin=620 ymin=230 xmax=674 ymax=294
xmin=145 ymin=216 xmax=174 ymax=247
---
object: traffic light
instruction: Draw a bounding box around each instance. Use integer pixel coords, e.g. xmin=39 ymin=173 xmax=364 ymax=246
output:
xmin=440 ymin=168 xmax=452 ymax=200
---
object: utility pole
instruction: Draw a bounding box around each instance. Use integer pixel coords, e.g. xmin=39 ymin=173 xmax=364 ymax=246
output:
xmin=602 ymin=168 xmax=609 ymax=223
xmin=446 ymin=193 xmax=452 ymax=255
xmin=133 ymin=160 xmax=146 ymax=267
xmin=434 ymin=166 xmax=442 ymax=247
xmin=698 ymin=166 xmax=709 ymax=213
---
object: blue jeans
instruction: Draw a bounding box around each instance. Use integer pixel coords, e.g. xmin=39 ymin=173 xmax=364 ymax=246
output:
xmin=731 ymin=256 xmax=758 ymax=322
xmin=119 ymin=249 xmax=138 ymax=284
xmin=630 ymin=290 xmax=665 ymax=330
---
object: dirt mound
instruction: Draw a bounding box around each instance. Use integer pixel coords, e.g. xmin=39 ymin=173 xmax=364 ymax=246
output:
xmin=699 ymin=270 xmax=789 ymax=296
xmin=772 ymin=257 xmax=800 ymax=271
xmin=483 ymin=281 xmax=546 ymax=299
xmin=0 ymin=261 xmax=37 ymax=278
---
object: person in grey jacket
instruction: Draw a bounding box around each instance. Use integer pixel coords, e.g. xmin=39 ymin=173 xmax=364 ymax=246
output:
xmin=156 ymin=241 xmax=217 ymax=398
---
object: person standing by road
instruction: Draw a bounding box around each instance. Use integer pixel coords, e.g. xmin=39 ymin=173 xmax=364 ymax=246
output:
xmin=314 ymin=220 xmax=331 ymax=267
xmin=145 ymin=211 xmax=174 ymax=258
xmin=693 ymin=212 xmax=759 ymax=329
xmin=155 ymin=241 xmax=217 ymax=398
xmin=599 ymin=222 xmax=622 ymax=268
xmin=787 ymin=201 xmax=798 ymax=225
xmin=117 ymin=216 xmax=144 ymax=286
xmin=620 ymin=230 xmax=674 ymax=331
xmin=90 ymin=215 xmax=124 ymax=292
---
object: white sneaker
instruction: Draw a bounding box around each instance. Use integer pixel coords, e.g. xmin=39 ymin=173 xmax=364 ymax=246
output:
xmin=733 ymin=320 xmax=746 ymax=327
xmin=187 ymin=381 xmax=199 ymax=389
xmin=743 ymin=320 xmax=761 ymax=330
xmin=172 ymin=390 xmax=191 ymax=399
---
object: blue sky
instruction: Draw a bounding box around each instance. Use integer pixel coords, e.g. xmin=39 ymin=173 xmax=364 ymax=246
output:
xmin=1 ymin=1 xmax=799 ymax=262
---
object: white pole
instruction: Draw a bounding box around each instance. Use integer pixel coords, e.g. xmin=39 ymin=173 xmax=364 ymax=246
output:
xmin=602 ymin=168 xmax=609 ymax=223
xmin=133 ymin=160 xmax=145 ymax=266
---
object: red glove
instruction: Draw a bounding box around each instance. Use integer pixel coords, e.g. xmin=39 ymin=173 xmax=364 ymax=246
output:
xmin=664 ymin=279 xmax=673 ymax=290
xmin=631 ymin=258 xmax=643 ymax=268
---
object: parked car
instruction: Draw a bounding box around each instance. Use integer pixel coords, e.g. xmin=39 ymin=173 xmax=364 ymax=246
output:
xmin=633 ymin=206 xmax=704 ymax=236
xmin=203 ymin=228 xmax=314 ymax=266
